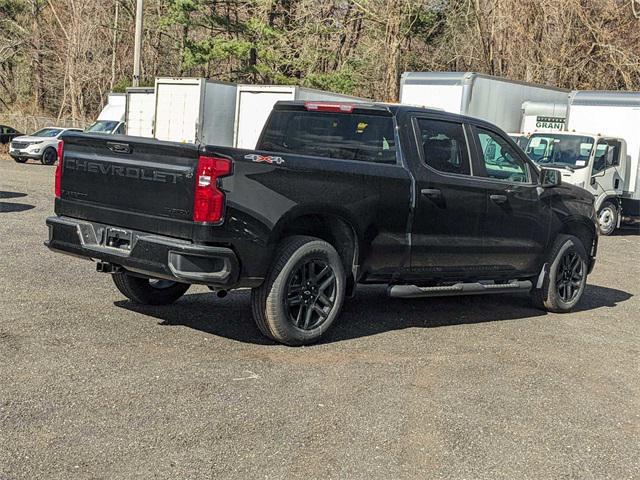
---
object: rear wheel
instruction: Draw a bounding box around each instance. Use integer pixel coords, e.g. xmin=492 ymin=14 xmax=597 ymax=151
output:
xmin=112 ymin=272 xmax=190 ymax=305
xmin=41 ymin=147 xmax=57 ymax=165
xmin=251 ymin=236 xmax=346 ymax=346
xmin=532 ymin=234 xmax=588 ymax=312
xmin=597 ymin=201 xmax=618 ymax=236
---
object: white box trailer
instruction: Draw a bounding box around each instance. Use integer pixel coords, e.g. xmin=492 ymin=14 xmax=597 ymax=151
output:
xmin=234 ymin=84 xmax=366 ymax=149
xmin=521 ymin=101 xmax=567 ymax=133
xmin=399 ymin=72 xmax=569 ymax=134
xmin=125 ymin=87 xmax=155 ymax=138
xmin=154 ymin=78 xmax=237 ymax=145
xmin=566 ymin=90 xmax=640 ymax=222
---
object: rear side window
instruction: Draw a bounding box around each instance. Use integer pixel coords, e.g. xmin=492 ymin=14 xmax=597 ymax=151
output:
xmin=415 ymin=118 xmax=471 ymax=175
xmin=258 ymin=111 xmax=397 ymax=164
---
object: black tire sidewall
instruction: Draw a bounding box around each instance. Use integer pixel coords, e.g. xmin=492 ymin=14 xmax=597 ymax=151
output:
xmin=41 ymin=148 xmax=57 ymax=165
xmin=545 ymin=236 xmax=588 ymax=311
xmin=12 ymin=156 xmax=27 ymax=163
xmin=265 ymin=239 xmax=346 ymax=345
xmin=112 ymin=272 xmax=190 ymax=305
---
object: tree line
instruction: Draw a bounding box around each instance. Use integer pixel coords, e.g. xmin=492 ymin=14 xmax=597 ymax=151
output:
xmin=1 ymin=0 xmax=639 ymax=123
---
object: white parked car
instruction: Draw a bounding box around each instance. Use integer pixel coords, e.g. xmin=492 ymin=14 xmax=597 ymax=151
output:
xmin=9 ymin=127 xmax=83 ymax=165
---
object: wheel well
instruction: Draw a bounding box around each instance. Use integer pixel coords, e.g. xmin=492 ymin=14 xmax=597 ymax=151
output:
xmin=275 ymin=214 xmax=358 ymax=290
xmin=560 ymin=221 xmax=595 ymax=255
xmin=598 ymin=196 xmax=620 ymax=211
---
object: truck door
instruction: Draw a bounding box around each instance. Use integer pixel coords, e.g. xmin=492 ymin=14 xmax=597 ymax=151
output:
xmin=589 ymin=139 xmax=624 ymax=200
xmin=470 ymin=125 xmax=548 ymax=276
xmin=407 ymin=116 xmax=489 ymax=277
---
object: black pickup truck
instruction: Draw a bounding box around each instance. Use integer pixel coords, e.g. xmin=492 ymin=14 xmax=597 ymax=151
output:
xmin=46 ymin=101 xmax=598 ymax=345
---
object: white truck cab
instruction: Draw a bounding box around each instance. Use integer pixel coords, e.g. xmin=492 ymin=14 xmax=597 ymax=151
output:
xmin=525 ymin=131 xmax=627 ymax=234
xmin=86 ymin=93 xmax=126 ymax=135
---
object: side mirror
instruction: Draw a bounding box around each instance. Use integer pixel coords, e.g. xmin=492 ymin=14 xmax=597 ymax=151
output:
xmin=540 ymin=168 xmax=562 ymax=188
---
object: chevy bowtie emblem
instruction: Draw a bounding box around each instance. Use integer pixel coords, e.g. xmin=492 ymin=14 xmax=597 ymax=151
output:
xmin=245 ymin=154 xmax=285 ymax=165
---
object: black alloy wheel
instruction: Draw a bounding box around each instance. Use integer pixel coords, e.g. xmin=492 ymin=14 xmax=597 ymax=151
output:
xmin=555 ymin=250 xmax=585 ymax=303
xmin=285 ymin=259 xmax=337 ymax=330
xmin=42 ymin=148 xmax=57 ymax=165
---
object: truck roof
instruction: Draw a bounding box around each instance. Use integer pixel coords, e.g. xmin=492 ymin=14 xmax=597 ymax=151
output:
xmin=570 ymin=90 xmax=640 ymax=107
xmin=401 ymin=71 xmax=569 ymax=92
xmin=272 ymin=100 xmax=513 ymax=131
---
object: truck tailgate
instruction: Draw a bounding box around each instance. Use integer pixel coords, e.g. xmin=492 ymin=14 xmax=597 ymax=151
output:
xmin=56 ymin=133 xmax=201 ymax=240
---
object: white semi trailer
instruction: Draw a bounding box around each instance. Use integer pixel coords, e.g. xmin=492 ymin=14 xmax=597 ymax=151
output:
xmin=125 ymin=87 xmax=155 ymax=138
xmin=153 ymin=78 xmax=237 ymax=145
xmin=233 ymin=84 xmax=367 ymax=149
xmin=399 ymin=72 xmax=569 ymax=134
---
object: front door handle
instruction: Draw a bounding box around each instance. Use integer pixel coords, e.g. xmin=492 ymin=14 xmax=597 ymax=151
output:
xmin=489 ymin=194 xmax=508 ymax=204
xmin=421 ymin=188 xmax=442 ymax=199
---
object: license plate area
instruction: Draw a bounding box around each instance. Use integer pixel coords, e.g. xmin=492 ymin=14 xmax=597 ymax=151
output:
xmin=105 ymin=227 xmax=132 ymax=250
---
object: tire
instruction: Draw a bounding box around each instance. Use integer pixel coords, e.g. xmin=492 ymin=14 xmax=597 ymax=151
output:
xmin=597 ymin=201 xmax=618 ymax=236
xmin=41 ymin=147 xmax=57 ymax=165
xmin=251 ymin=236 xmax=346 ymax=346
xmin=532 ymin=234 xmax=588 ymax=313
xmin=112 ymin=272 xmax=190 ymax=305
xmin=12 ymin=156 xmax=27 ymax=163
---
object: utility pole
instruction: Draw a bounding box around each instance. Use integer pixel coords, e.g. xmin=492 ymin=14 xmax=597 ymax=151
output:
xmin=132 ymin=0 xmax=143 ymax=87
xmin=110 ymin=1 xmax=119 ymax=91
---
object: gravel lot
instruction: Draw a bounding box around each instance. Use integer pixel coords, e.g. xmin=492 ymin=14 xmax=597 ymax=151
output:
xmin=1 ymin=156 xmax=639 ymax=480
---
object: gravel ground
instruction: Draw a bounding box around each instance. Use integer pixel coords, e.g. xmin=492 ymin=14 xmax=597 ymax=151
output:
xmin=1 ymin=156 xmax=639 ymax=480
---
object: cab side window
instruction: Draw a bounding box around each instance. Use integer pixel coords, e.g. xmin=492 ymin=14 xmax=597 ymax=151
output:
xmin=476 ymin=128 xmax=529 ymax=183
xmin=592 ymin=140 xmax=620 ymax=174
xmin=415 ymin=118 xmax=471 ymax=175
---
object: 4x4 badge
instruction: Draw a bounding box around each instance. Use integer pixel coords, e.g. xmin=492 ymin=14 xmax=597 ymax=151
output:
xmin=245 ymin=154 xmax=285 ymax=165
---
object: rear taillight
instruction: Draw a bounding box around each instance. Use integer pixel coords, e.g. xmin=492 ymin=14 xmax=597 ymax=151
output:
xmin=304 ymin=102 xmax=355 ymax=113
xmin=193 ymin=155 xmax=232 ymax=223
xmin=54 ymin=140 xmax=64 ymax=198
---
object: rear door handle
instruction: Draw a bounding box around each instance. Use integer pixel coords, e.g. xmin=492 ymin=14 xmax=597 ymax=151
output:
xmin=421 ymin=188 xmax=442 ymax=199
xmin=489 ymin=194 xmax=508 ymax=204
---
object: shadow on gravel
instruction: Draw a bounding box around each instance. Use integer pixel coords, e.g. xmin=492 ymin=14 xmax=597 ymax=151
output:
xmin=0 ymin=190 xmax=27 ymax=199
xmin=114 ymin=283 xmax=632 ymax=345
xmin=615 ymin=226 xmax=640 ymax=236
xmin=0 ymin=201 xmax=35 ymax=213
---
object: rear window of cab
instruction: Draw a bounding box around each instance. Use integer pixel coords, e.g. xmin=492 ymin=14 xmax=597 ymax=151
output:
xmin=258 ymin=111 xmax=397 ymax=164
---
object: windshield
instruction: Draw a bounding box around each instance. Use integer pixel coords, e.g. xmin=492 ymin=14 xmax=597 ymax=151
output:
xmin=525 ymin=134 xmax=594 ymax=169
xmin=509 ymin=135 xmax=529 ymax=149
xmin=86 ymin=121 xmax=120 ymax=134
xmin=31 ymin=128 xmax=63 ymax=138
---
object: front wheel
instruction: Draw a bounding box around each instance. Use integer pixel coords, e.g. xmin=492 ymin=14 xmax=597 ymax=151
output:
xmin=12 ymin=156 xmax=27 ymax=163
xmin=597 ymin=201 xmax=618 ymax=236
xmin=112 ymin=272 xmax=190 ymax=305
xmin=251 ymin=236 xmax=346 ymax=346
xmin=41 ymin=147 xmax=57 ymax=165
xmin=532 ymin=234 xmax=588 ymax=312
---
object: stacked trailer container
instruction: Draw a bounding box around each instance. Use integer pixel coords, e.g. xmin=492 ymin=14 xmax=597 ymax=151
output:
xmin=399 ymin=72 xmax=569 ymax=134
xmin=233 ymin=85 xmax=367 ymax=149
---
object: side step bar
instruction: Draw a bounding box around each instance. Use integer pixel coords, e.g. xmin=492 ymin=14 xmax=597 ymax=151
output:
xmin=388 ymin=280 xmax=533 ymax=298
